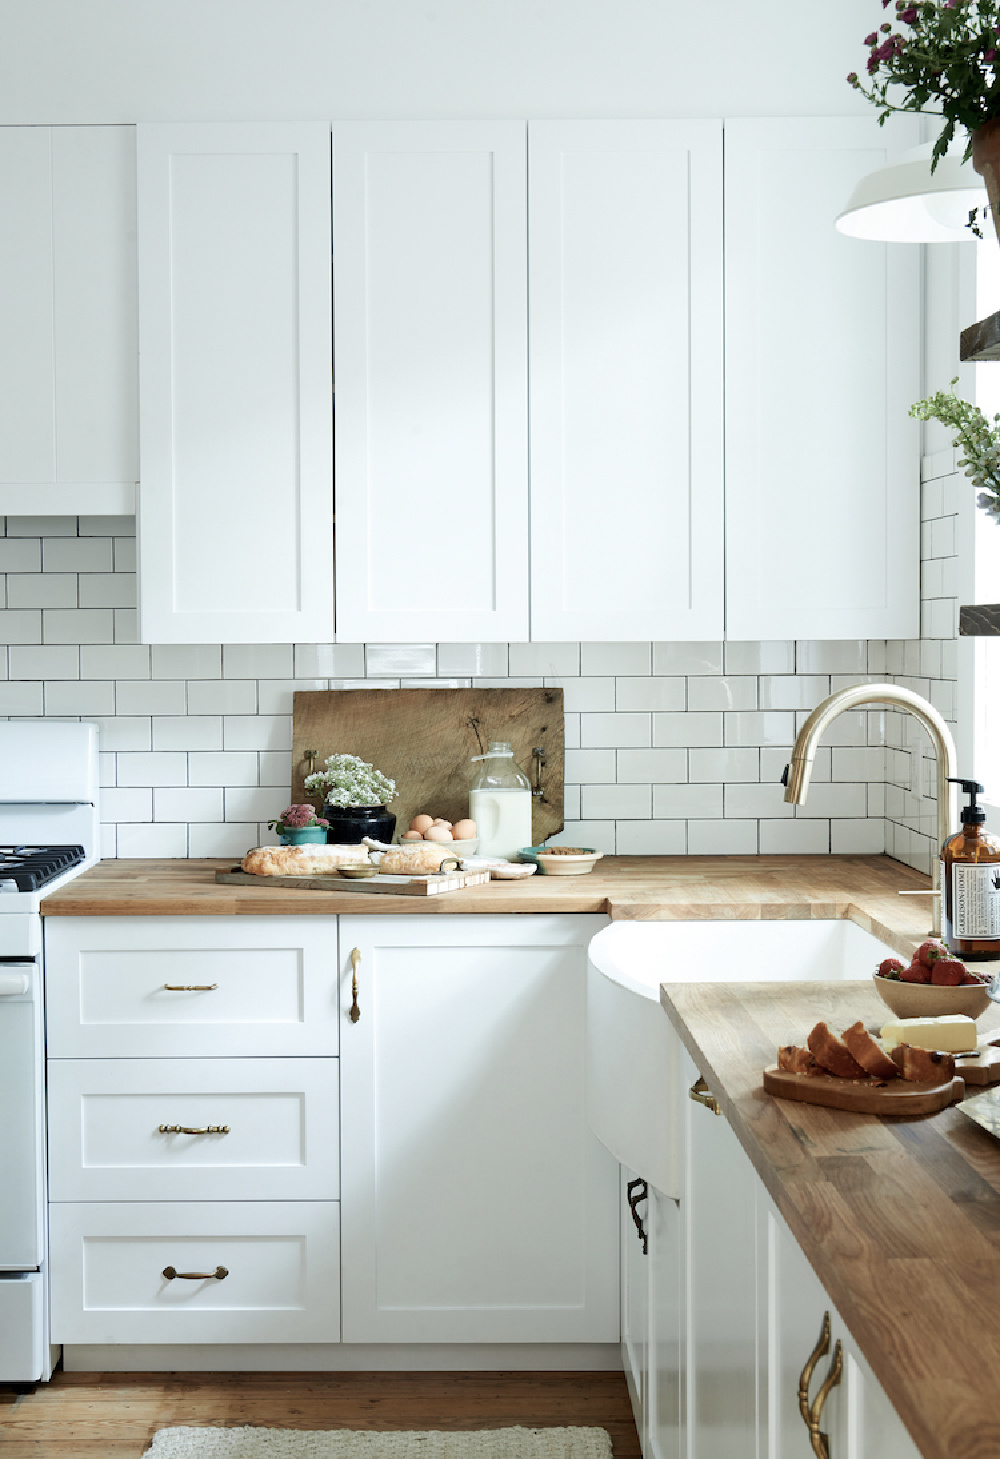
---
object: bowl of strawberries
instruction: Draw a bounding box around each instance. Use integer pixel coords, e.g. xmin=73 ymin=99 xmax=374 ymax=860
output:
xmin=873 ymin=940 xmax=992 ymax=1019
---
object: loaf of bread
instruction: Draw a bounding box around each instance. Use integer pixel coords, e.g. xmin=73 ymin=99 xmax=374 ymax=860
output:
xmin=806 ymin=1021 xmax=867 ymax=1079
xmin=379 ymin=843 xmax=458 ymax=875
xmin=777 ymin=1045 xmax=823 ymax=1077
xmin=890 ymin=1043 xmax=956 ymax=1083
xmin=841 ymin=1021 xmax=899 ymax=1080
xmin=241 ymin=844 xmax=370 ymax=876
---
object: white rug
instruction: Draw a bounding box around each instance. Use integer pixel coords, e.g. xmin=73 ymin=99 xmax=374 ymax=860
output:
xmin=143 ymin=1427 xmax=614 ymax=1459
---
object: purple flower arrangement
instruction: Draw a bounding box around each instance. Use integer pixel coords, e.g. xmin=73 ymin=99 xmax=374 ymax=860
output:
xmin=267 ymin=803 xmax=330 ymax=834
xmin=848 ymin=0 xmax=1000 ymax=167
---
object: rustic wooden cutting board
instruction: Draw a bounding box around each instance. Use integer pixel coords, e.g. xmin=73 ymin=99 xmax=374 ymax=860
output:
xmin=291 ymin=687 xmax=564 ymax=844
xmin=215 ymin=868 xmax=491 ymax=897
xmin=763 ymin=1065 xmax=964 ymax=1115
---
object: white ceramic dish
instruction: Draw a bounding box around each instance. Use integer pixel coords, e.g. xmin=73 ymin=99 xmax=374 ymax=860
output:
xmin=534 ymin=849 xmax=603 ymax=877
xmin=399 ymin=836 xmax=479 ymax=856
xmin=872 ymin=972 xmax=991 ymax=1020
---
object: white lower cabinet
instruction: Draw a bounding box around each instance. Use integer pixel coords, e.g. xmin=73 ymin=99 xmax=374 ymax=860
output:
xmin=337 ymin=914 xmax=619 ymax=1342
xmin=49 ymin=1201 xmax=341 ymax=1345
xmin=626 ymin=1049 xmax=921 ymax=1458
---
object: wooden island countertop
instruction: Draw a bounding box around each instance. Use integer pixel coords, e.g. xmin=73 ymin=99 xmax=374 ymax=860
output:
xmin=42 ymin=853 xmax=936 ymax=953
xmin=660 ymin=977 xmax=1000 ymax=1459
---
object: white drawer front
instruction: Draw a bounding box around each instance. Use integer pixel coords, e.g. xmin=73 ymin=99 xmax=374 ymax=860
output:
xmin=49 ymin=1201 xmax=341 ymax=1344
xmin=48 ymin=1058 xmax=339 ymax=1202
xmin=44 ymin=917 xmax=338 ymax=1057
xmin=0 ymin=1273 xmax=45 ymax=1382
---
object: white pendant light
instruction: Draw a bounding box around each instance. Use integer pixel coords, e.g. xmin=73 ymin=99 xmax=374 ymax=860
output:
xmin=835 ymin=140 xmax=986 ymax=242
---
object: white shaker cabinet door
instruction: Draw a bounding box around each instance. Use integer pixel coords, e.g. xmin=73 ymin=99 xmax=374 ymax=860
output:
xmin=333 ymin=122 xmax=529 ymax=644
xmin=338 ymin=914 xmax=618 ymax=1342
xmin=724 ymin=117 xmax=921 ymax=642
xmin=137 ymin=123 xmax=333 ymax=644
xmin=529 ymin=121 xmax=724 ymax=642
xmin=0 ymin=125 xmax=137 ymax=515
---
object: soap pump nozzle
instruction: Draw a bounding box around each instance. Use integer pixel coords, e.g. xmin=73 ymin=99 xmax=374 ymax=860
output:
xmin=948 ymin=777 xmax=986 ymax=827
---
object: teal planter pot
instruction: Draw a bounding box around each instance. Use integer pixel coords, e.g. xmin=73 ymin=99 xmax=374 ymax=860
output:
xmin=280 ymin=826 xmax=328 ymax=846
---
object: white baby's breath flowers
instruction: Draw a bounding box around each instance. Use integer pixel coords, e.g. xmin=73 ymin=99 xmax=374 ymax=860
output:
xmin=305 ymin=754 xmax=397 ymax=808
xmin=910 ymin=379 xmax=1000 ymax=524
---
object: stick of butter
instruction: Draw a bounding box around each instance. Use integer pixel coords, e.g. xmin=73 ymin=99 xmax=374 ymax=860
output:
xmin=879 ymin=1014 xmax=978 ymax=1052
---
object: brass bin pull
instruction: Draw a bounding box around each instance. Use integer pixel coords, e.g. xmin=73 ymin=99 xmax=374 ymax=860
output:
xmin=689 ymin=1076 xmax=722 ymax=1116
xmin=349 ymin=947 xmax=361 ymax=1024
xmin=798 ymin=1312 xmax=843 ymax=1459
xmin=158 ymin=1124 xmax=230 ymax=1135
xmin=162 ymin=1265 xmax=228 ymax=1281
xmin=532 ymin=746 xmax=547 ymax=802
xmin=163 ymin=983 xmax=218 ymax=992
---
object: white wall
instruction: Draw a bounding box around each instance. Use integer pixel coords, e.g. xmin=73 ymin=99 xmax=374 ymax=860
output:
xmin=0 ymin=1 xmax=878 ymax=124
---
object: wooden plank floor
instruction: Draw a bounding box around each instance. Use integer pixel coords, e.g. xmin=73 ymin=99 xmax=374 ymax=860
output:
xmin=0 ymin=1371 xmax=641 ymax=1459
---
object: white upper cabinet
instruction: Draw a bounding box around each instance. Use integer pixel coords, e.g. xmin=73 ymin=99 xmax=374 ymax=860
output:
xmin=137 ymin=123 xmax=333 ymax=644
xmin=724 ymin=117 xmax=921 ymax=642
xmin=333 ymin=121 xmax=529 ymax=644
xmin=529 ymin=121 xmax=724 ymax=642
xmin=0 ymin=126 xmax=137 ymax=515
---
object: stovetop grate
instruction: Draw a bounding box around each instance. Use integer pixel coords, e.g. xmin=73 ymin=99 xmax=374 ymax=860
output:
xmin=0 ymin=845 xmax=86 ymax=892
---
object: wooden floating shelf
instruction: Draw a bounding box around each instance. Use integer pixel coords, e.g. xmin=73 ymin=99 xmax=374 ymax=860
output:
xmin=961 ymin=311 xmax=1000 ymax=362
xmin=959 ymin=603 xmax=1000 ymax=635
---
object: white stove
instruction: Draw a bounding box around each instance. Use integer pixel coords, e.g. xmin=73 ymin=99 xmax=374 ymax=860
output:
xmin=0 ymin=721 xmax=99 ymax=1386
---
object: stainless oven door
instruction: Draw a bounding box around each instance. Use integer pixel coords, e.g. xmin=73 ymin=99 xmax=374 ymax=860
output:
xmin=0 ymin=960 xmax=42 ymax=1269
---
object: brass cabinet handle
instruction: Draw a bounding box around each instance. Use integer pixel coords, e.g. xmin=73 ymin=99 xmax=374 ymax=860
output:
xmin=158 ymin=1124 xmax=230 ymax=1135
xmin=798 ymin=1312 xmax=843 ymax=1459
xmin=532 ymin=746 xmax=547 ymax=802
xmin=349 ymin=946 xmax=361 ymax=1024
xmin=162 ymin=1265 xmax=228 ymax=1281
xmin=163 ymin=983 xmax=218 ymax=992
xmin=689 ymin=1076 xmax=722 ymax=1116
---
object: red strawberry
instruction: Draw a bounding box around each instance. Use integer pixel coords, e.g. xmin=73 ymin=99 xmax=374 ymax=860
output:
xmin=961 ymin=973 xmax=983 ymax=985
xmin=877 ymin=958 xmax=905 ymax=979
xmin=931 ymin=958 xmax=966 ymax=986
xmin=899 ymin=960 xmax=932 ymax=983
xmin=916 ymin=940 xmax=947 ymax=968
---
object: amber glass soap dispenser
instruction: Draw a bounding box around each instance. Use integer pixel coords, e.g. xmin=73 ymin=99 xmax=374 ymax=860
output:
xmin=942 ymin=777 xmax=1000 ymax=959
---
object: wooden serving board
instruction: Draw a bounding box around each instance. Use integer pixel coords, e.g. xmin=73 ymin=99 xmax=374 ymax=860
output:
xmin=763 ymin=1065 xmax=965 ymax=1115
xmin=955 ymin=1047 xmax=1000 ymax=1085
xmin=291 ymin=687 xmax=564 ymax=844
xmin=215 ymin=869 xmax=491 ymax=897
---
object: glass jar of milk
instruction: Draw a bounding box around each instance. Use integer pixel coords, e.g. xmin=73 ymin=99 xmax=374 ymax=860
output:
xmin=469 ymin=742 xmax=533 ymax=859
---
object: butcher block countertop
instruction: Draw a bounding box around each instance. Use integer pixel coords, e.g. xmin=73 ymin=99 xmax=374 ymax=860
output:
xmin=42 ymin=853 xmax=935 ymax=946
xmin=661 ymin=977 xmax=1000 ymax=1459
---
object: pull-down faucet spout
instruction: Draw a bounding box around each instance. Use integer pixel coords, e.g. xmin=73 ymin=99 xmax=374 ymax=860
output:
xmin=782 ymin=684 xmax=957 ymax=937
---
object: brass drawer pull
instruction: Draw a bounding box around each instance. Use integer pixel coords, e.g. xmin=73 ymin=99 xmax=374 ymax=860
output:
xmin=689 ymin=1076 xmax=722 ymax=1116
xmin=798 ymin=1312 xmax=843 ymax=1459
xmin=158 ymin=1124 xmax=230 ymax=1136
xmin=349 ymin=947 xmax=361 ymax=1024
xmin=163 ymin=983 xmax=218 ymax=992
xmin=162 ymin=1265 xmax=228 ymax=1281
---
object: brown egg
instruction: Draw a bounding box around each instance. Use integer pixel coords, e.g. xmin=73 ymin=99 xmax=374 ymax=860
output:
xmin=424 ymin=824 xmax=454 ymax=842
xmin=431 ymin=818 xmax=453 ymax=827
xmin=452 ymin=819 xmax=477 ymax=840
xmin=409 ymin=814 xmax=434 ymax=834
xmin=401 ymin=829 xmax=424 ymax=841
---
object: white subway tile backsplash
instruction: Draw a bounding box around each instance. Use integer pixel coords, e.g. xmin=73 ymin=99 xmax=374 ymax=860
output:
xmin=189 ymin=823 xmax=259 ymax=858
xmin=152 ymin=716 xmax=223 ymax=751
xmin=615 ymin=677 xmax=685 ymax=712
xmin=617 ymin=820 xmax=687 ymax=854
xmin=724 ymin=711 xmax=795 ymax=747
xmin=581 ymin=642 xmax=650 ymax=676
xmin=794 ymin=640 xmax=868 ymax=675
xmin=582 ymin=784 xmax=652 ymax=819
xmin=92 ymin=716 xmax=152 ymax=752
xmin=114 ymin=536 xmax=137 ymax=573
xmin=0 ymin=610 xmax=41 ymax=644
xmin=224 ymin=787 xmax=279 ymax=823
xmin=653 ymin=711 xmax=722 ymax=748
xmin=831 ymin=819 xmax=886 ymax=854
xmin=758 ymin=819 xmax=829 ymax=855
xmin=758 ymin=675 xmax=829 ymax=711
xmin=652 ymin=641 xmax=723 ymax=676
xmin=436 ymin=642 xmax=508 ymax=677
xmin=187 ymin=680 xmax=257 ymax=715
xmin=581 ymin=712 xmax=651 ymax=748
xmin=723 ymin=782 xmax=792 ymax=820
xmin=564 ymin=713 xmax=581 ymax=750
xmin=833 ymin=746 xmax=886 ymax=782
xmin=80 ymin=645 xmax=150 ymax=680
xmin=188 ymin=751 xmax=259 ymax=787
xmin=43 ymin=680 xmax=114 ymax=716
xmin=9 ymin=644 xmax=79 ymax=679
xmin=565 ymin=749 xmax=617 ymax=783
xmin=689 ymin=748 xmax=759 ymax=783
xmin=654 ymin=783 xmax=723 ymax=819
xmin=117 ymin=822 xmax=188 ymax=858
xmin=0 ymin=539 xmax=40 ymax=572
xmin=724 ymin=641 xmax=794 ymax=675
xmin=114 ymin=608 xmax=139 ymax=643
xmin=223 ymin=644 xmax=294 ymax=679
xmin=258 ymin=752 xmax=293 ymax=787
xmin=115 ymin=680 xmax=186 ymax=716
xmin=7 ymin=573 xmax=77 ymax=608
xmin=508 ymin=642 xmax=580 ymax=676
xmin=117 ymin=752 xmax=188 ymax=787
xmin=43 ymin=608 xmax=113 ymax=644
xmin=365 ymin=643 xmax=436 ymax=677
xmin=0 ymin=682 xmax=44 ymax=714
xmin=617 ymin=748 xmax=687 ymax=783
xmin=294 ymin=642 xmax=366 ymax=678
xmin=687 ymin=819 xmax=757 ymax=855
xmin=6 ymin=516 xmax=75 ymax=537
xmin=79 ymin=572 xmax=136 ymax=609
xmin=101 ymin=788 xmax=152 ymax=822
xmin=79 ymin=516 xmax=135 ymax=537
xmin=686 ymin=676 xmax=757 ymax=712
xmin=42 ymin=536 xmax=113 ymax=572
xmin=223 ymin=716 xmax=292 ymax=751
xmin=154 ymin=787 xmax=224 ymax=822
xmin=549 ymin=821 xmax=616 ymax=855
xmin=257 ymin=679 xmax=326 ymax=716
xmin=793 ymin=782 xmax=867 ymax=819
xmin=548 ymin=677 xmax=616 ymax=712
xmin=152 ymin=645 xmax=223 ymax=679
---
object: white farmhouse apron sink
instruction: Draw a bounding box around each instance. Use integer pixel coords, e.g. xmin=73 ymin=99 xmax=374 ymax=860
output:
xmin=586 ymin=918 xmax=899 ymax=1198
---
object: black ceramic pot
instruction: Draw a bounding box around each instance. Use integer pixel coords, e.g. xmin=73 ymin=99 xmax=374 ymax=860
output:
xmin=321 ymin=804 xmax=396 ymax=845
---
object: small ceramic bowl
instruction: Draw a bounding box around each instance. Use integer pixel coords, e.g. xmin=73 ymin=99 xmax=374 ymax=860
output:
xmin=337 ymin=864 xmax=379 ymax=880
xmin=533 ymin=847 xmax=604 ymax=877
xmin=872 ymin=973 xmax=991 ymax=1020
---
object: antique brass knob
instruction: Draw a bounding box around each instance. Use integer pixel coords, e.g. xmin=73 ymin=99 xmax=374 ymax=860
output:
xmin=688 ymin=1076 xmax=722 ymax=1116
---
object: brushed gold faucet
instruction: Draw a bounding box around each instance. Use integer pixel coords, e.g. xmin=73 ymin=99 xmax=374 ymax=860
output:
xmin=782 ymin=684 xmax=957 ymax=937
